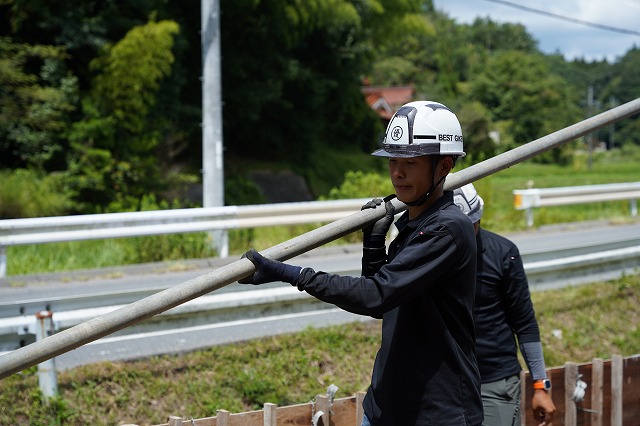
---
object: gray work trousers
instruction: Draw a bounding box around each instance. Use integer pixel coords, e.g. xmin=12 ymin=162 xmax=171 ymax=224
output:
xmin=481 ymin=374 xmax=521 ymax=426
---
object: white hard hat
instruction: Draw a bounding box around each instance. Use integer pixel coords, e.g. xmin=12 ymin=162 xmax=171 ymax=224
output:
xmin=372 ymin=101 xmax=465 ymax=158
xmin=453 ymin=183 xmax=484 ymax=223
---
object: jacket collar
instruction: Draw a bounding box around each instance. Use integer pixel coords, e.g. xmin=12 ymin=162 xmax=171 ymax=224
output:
xmin=395 ymin=191 xmax=455 ymax=231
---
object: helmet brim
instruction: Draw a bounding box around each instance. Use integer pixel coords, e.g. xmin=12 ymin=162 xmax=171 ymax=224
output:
xmin=372 ymin=143 xmax=441 ymax=158
xmin=371 ymin=148 xmax=426 ymax=158
xmin=372 ymin=147 xmax=466 ymax=158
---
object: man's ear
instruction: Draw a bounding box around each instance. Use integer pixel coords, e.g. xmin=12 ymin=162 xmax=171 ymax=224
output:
xmin=439 ymin=156 xmax=454 ymax=175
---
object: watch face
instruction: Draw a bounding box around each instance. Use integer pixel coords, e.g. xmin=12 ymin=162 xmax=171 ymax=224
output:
xmin=534 ymin=379 xmax=552 ymax=390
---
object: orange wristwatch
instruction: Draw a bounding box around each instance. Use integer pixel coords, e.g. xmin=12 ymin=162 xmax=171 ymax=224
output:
xmin=533 ymin=378 xmax=551 ymax=391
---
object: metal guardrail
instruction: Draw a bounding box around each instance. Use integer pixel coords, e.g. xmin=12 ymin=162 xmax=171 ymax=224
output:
xmin=0 ymin=198 xmax=372 ymax=279
xmin=1 ymin=236 xmax=639 ymax=353
xmin=513 ymin=182 xmax=640 ymax=227
xmin=3 ymin=233 xmax=637 ymax=320
xmin=3 ymin=180 xmax=639 ymax=277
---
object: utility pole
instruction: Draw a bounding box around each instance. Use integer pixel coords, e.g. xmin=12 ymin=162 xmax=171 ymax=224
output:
xmin=201 ymin=0 xmax=228 ymax=257
xmin=609 ymin=96 xmax=617 ymax=150
xmin=587 ymin=86 xmax=594 ymax=171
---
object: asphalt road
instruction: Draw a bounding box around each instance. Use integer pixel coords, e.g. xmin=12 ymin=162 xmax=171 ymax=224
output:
xmin=2 ymin=219 xmax=640 ymax=371
xmin=4 ymin=219 xmax=640 ymax=303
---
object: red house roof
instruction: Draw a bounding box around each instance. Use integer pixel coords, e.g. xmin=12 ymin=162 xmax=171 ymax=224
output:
xmin=362 ymin=85 xmax=414 ymax=120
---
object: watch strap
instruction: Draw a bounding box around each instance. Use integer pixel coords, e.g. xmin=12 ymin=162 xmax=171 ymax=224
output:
xmin=533 ymin=379 xmax=551 ymax=390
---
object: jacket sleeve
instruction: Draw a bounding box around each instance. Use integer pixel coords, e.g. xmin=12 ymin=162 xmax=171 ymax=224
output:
xmin=502 ymin=244 xmax=541 ymax=344
xmin=294 ymin=224 xmax=460 ymax=318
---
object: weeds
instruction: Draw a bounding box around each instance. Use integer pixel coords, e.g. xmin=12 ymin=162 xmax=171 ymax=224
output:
xmin=2 ymin=275 xmax=640 ymax=425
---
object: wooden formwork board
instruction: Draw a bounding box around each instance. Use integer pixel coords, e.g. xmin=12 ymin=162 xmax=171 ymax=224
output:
xmin=140 ymin=355 xmax=640 ymax=426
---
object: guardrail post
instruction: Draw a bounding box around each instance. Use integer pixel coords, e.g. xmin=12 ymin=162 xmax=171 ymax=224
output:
xmin=0 ymin=245 xmax=6 ymax=280
xmin=35 ymin=310 xmax=58 ymax=401
xmin=513 ymin=189 xmax=537 ymax=227
xmin=630 ymin=199 xmax=637 ymax=217
xmin=212 ymin=229 xmax=229 ymax=258
xmin=525 ymin=208 xmax=534 ymax=228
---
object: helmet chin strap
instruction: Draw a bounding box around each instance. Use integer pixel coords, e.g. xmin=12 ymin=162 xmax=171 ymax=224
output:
xmin=403 ymin=175 xmax=446 ymax=206
xmin=403 ymin=156 xmax=446 ymax=207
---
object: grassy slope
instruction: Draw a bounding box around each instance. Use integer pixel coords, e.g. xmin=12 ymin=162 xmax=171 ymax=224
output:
xmin=1 ymin=273 xmax=640 ymax=425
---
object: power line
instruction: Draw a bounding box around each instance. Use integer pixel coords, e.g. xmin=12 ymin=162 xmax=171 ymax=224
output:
xmin=482 ymin=0 xmax=640 ymax=36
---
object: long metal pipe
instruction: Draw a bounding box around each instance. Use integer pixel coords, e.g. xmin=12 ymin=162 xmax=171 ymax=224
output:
xmin=0 ymin=97 xmax=638 ymax=380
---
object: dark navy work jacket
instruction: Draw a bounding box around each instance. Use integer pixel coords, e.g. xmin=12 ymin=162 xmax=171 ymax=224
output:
xmin=294 ymin=192 xmax=483 ymax=425
xmin=474 ymin=227 xmax=541 ymax=383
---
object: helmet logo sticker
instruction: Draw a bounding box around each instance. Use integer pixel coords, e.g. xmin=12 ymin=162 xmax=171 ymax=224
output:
xmin=391 ymin=126 xmax=403 ymax=141
xmin=424 ymin=102 xmax=451 ymax=112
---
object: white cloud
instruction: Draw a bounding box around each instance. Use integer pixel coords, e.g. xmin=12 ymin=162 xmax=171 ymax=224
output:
xmin=432 ymin=0 xmax=640 ymax=62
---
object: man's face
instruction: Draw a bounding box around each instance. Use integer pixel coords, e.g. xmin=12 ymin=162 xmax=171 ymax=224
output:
xmin=388 ymin=155 xmax=434 ymax=204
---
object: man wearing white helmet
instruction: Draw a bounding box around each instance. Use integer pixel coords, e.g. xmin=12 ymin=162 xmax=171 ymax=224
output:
xmin=454 ymin=183 xmax=556 ymax=426
xmin=239 ymin=101 xmax=482 ymax=425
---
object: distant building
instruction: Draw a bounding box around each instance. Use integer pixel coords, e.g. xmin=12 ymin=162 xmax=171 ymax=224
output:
xmin=361 ymin=85 xmax=414 ymax=124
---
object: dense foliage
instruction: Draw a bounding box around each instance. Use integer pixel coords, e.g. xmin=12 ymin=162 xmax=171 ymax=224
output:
xmin=0 ymin=0 xmax=639 ymax=218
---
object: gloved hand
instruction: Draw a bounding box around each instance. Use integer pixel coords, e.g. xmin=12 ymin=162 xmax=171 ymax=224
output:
xmin=238 ymin=249 xmax=302 ymax=285
xmin=361 ymin=195 xmax=396 ymax=248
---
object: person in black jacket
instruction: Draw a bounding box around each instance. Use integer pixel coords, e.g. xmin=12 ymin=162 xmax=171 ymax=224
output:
xmin=239 ymin=101 xmax=483 ymax=425
xmin=453 ymin=183 xmax=556 ymax=426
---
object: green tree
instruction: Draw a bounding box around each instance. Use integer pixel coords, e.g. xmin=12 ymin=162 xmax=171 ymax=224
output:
xmin=465 ymin=18 xmax=537 ymax=54
xmin=600 ymin=47 xmax=640 ymax=147
xmin=469 ymin=50 xmax=581 ymax=163
xmin=220 ymin=0 xmax=430 ymax=167
xmin=1 ymin=0 xmax=203 ymax=172
xmin=456 ymin=101 xmax=496 ymax=162
xmin=1 ymin=0 xmax=165 ymax=89
xmin=0 ymin=37 xmax=78 ymax=170
xmin=366 ymin=2 xmax=438 ymax=87
xmin=66 ymin=19 xmax=180 ymax=212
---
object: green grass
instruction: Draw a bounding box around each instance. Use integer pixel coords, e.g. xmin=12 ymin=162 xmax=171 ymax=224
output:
xmin=1 ymin=273 xmax=640 ymax=425
xmin=466 ymin=149 xmax=640 ymax=231
xmin=6 ymin=233 xmax=217 ymax=276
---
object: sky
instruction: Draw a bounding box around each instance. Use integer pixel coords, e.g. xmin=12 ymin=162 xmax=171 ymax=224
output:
xmin=432 ymin=0 xmax=640 ymax=63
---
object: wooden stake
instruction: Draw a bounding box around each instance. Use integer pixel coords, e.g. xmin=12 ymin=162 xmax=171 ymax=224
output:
xmin=611 ymin=354 xmax=623 ymax=426
xmin=591 ymin=358 xmax=603 ymax=426
xmin=167 ymin=416 xmax=182 ymax=426
xmin=217 ymin=409 xmax=230 ymax=426
xmin=263 ymin=403 xmax=277 ymax=426
xmin=355 ymin=391 xmax=365 ymax=426
xmin=316 ymin=394 xmax=330 ymax=425
xmin=565 ymin=362 xmax=578 ymax=426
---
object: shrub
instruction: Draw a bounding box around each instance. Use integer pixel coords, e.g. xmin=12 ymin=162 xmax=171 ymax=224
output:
xmin=321 ymin=170 xmax=393 ymax=200
xmin=0 ymin=169 xmax=74 ymax=218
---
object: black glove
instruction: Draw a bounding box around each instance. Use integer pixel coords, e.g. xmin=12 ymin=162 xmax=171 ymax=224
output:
xmin=238 ymin=249 xmax=302 ymax=285
xmin=361 ymin=195 xmax=396 ymax=248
